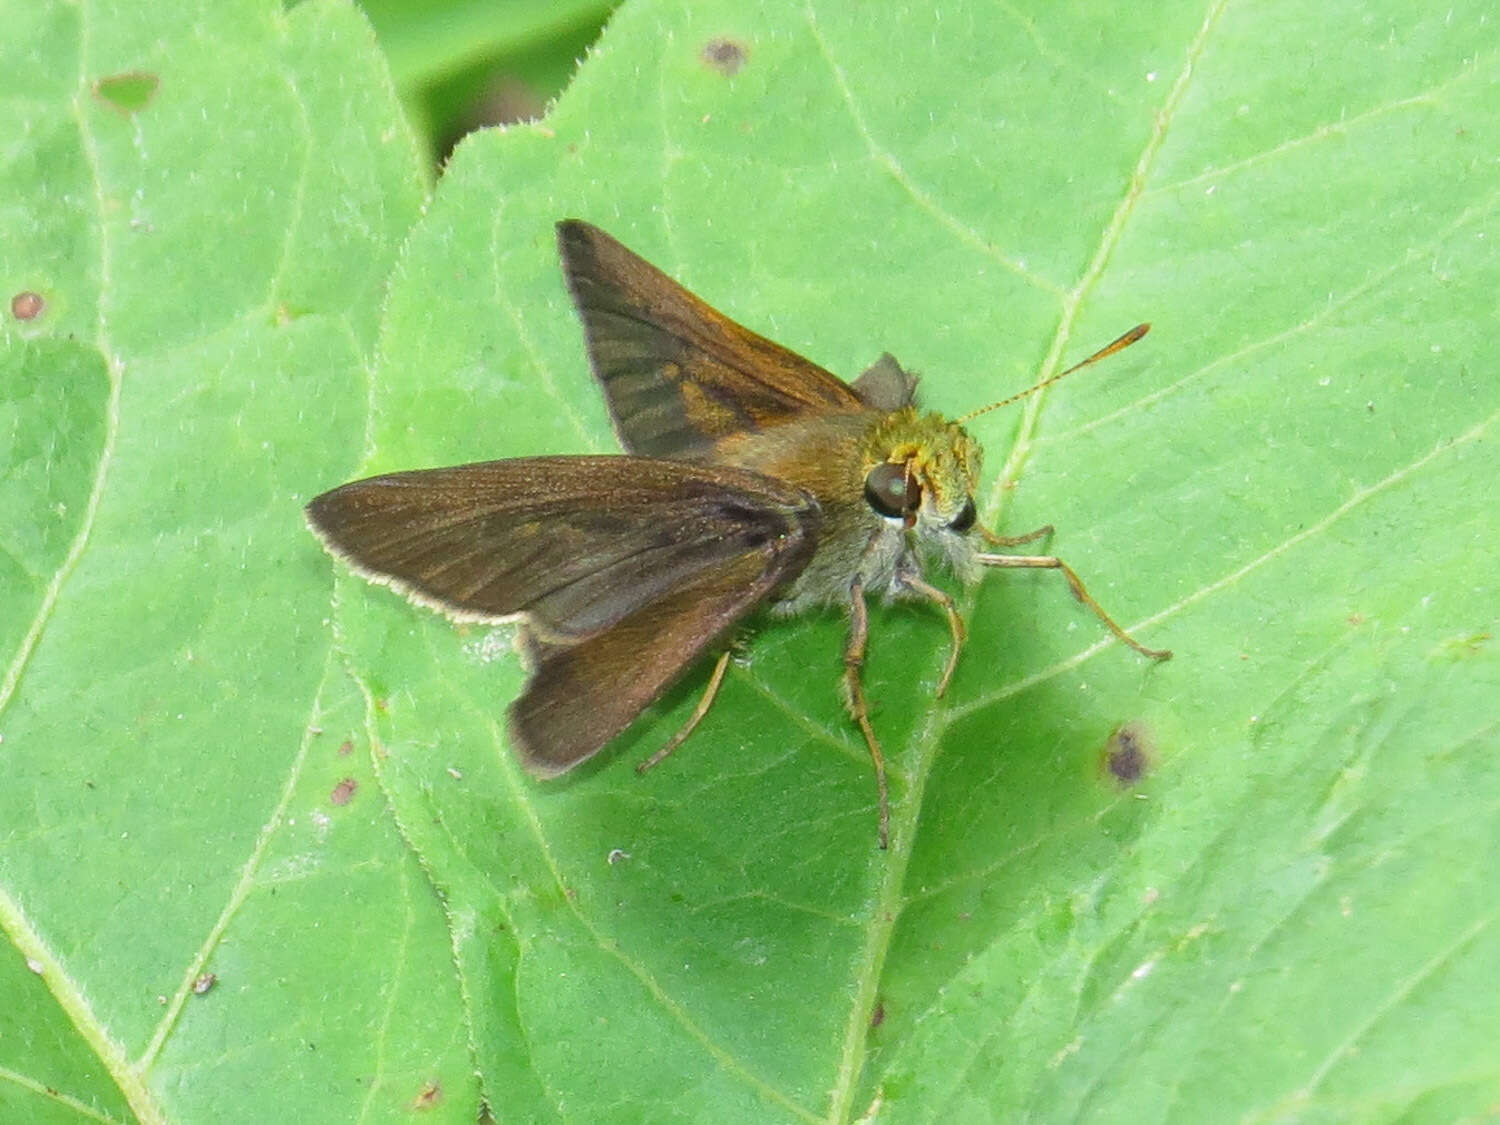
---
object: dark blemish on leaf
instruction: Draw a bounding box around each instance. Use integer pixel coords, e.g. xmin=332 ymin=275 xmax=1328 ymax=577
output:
xmin=701 ymin=37 xmax=749 ymax=76
xmin=330 ymin=777 xmax=358 ymax=806
xmin=1103 ymin=723 xmax=1152 ymax=786
xmin=11 ymin=291 xmax=43 ymax=321
xmin=607 ymin=848 xmax=631 ymax=865
xmin=870 ymin=1001 xmax=885 ymax=1029
xmin=337 ymin=739 xmax=353 ymax=757
xmin=192 ymin=972 xmax=216 ymax=995
xmin=411 ymin=1081 xmax=443 ymax=1109
xmin=93 ymin=72 xmax=160 ymax=115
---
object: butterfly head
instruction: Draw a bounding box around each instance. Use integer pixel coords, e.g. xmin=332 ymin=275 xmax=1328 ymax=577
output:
xmin=860 ymin=407 xmax=982 ymax=537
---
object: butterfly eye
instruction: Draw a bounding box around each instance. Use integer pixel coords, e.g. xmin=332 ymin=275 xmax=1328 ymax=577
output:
xmin=949 ymin=497 xmax=977 ymax=532
xmin=864 ymin=462 xmax=922 ymax=519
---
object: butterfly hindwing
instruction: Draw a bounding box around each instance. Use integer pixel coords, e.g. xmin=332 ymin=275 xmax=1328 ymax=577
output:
xmin=510 ymin=548 xmax=794 ymax=775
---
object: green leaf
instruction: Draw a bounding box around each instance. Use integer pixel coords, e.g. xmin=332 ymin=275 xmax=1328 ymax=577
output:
xmin=1 ymin=1 xmax=466 ymax=1121
xmin=360 ymin=0 xmax=615 ymax=90
xmin=358 ymin=0 xmax=614 ymax=166
xmin=4 ymin=0 xmax=1498 ymax=1122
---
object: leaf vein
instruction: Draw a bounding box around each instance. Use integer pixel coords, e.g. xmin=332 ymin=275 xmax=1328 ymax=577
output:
xmin=1269 ymin=910 xmax=1496 ymax=1117
xmin=425 ymin=668 xmax=821 ymax=1123
xmin=955 ymin=405 xmax=1499 ymax=720
xmin=1151 ymin=49 xmax=1500 ymax=195
xmin=137 ymin=650 xmax=340 ymax=1070
xmin=802 ymin=2 xmax=1064 ymax=297
xmin=1044 ymin=193 xmax=1500 ymax=444
xmin=488 ymin=205 xmax=602 ymax=450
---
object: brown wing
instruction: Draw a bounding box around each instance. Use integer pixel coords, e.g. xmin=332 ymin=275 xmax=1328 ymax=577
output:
xmin=557 ymin=220 xmax=864 ymax=459
xmin=305 ymin=455 xmax=819 ymax=643
xmin=510 ymin=549 xmax=785 ymax=776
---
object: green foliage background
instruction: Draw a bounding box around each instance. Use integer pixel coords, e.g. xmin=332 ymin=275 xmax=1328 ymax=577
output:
xmin=2 ymin=0 xmax=1497 ymax=1121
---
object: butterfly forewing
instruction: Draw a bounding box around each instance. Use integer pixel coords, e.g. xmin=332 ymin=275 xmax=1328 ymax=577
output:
xmin=556 ymin=220 xmax=864 ymax=459
xmin=306 ymin=456 xmax=820 ymax=642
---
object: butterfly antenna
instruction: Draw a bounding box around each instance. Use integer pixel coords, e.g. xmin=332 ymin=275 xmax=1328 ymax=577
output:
xmin=957 ymin=323 xmax=1150 ymax=424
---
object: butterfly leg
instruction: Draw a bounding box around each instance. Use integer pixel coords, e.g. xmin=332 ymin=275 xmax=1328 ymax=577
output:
xmin=637 ymin=649 xmax=733 ymax=774
xmin=896 ymin=568 xmax=966 ymax=697
xmin=981 ymin=523 xmax=1053 ymax=548
xmin=976 ymin=552 xmax=1173 ymax=661
xmin=844 ymin=577 xmax=891 ymax=850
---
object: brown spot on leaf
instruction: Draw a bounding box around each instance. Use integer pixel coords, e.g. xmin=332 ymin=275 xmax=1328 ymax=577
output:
xmin=1435 ymin=631 xmax=1491 ymax=661
xmin=93 ymin=72 xmax=160 ymax=115
xmin=192 ymin=972 xmax=216 ymax=995
xmin=411 ymin=1081 xmax=442 ymax=1109
xmin=701 ymin=37 xmax=748 ymax=76
xmin=337 ymin=739 xmax=353 ymax=757
xmin=11 ymin=291 xmax=43 ymax=320
xmin=869 ymin=1001 xmax=885 ymax=1029
xmin=1103 ymin=723 xmax=1153 ymax=786
xmin=330 ymin=777 xmax=358 ymax=806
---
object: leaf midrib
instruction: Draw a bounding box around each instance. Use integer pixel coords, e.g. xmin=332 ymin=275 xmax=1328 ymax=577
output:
xmin=820 ymin=1 xmax=1230 ymax=1118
